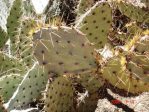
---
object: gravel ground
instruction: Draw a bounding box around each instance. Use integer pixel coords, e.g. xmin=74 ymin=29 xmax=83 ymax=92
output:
xmin=96 ymin=90 xmax=149 ymax=112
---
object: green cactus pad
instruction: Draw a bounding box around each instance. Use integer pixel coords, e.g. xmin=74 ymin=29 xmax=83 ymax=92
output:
xmin=126 ymin=53 xmax=149 ymax=82
xmin=7 ymin=64 xmax=48 ymax=110
xmin=77 ymin=92 xmax=99 ymax=112
xmin=0 ymin=27 xmax=8 ymax=49
xmin=33 ymin=26 xmax=97 ymax=75
xmin=126 ymin=61 xmax=149 ymax=82
xmin=77 ymin=0 xmax=95 ymax=14
xmin=20 ymin=19 xmax=38 ymax=37
xmin=0 ymin=53 xmax=25 ymax=77
xmin=19 ymin=45 xmax=33 ymax=67
xmin=77 ymin=2 xmax=112 ymax=49
xmin=18 ymin=19 xmax=38 ymax=64
xmin=134 ymin=39 xmax=149 ymax=54
xmin=17 ymin=34 xmax=33 ymax=67
xmin=0 ymin=74 xmax=23 ymax=102
xmin=7 ymin=0 xmax=22 ymax=39
xmin=44 ymin=76 xmax=75 ymax=112
xmin=77 ymin=70 xmax=104 ymax=93
xmin=102 ymin=56 xmax=149 ymax=94
xmin=12 ymin=19 xmax=38 ymax=67
xmin=6 ymin=0 xmax=23 ymax=57
xmin=117 ymin=2 xmax=149 ymax=23
xmin=130 ymin=54 xmax=149 ymax=68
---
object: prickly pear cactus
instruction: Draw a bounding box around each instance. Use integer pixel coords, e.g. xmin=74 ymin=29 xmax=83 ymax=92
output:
xmin=6 ymin=0 xmax=22 ymax=40
xmin=133 ymin=37 xmax=149 ymax=54
xmin=0 ymin=27 xmax=8 ymax=49
xmin=0 ymin=53 xmax=25 ymax=76
xmin=33 ymin=26 xmax=97 ymax=75
xmin=76 ymin=70 xmax=104 ymax=93
xmin=0 ymin=74 xmax=23 ymax=102
xmin=0 ymin=0 xmax=149 ymax=111
xmin=7 ymin=64 xmax=49 ymax=110
xmin=76 ymin=2 xmax=112 ymax=49
xmin=44 ymin=76 xmax=75 ymax=112
xmin=117 ymin=1 xmax=149 ymax=23
xmin=14 ymin=18 xmax=38 ymax=67
xmin=6 ymin=0 xmax=23 ymax=58
xmin=101 ymin=56 xmax=149 ymax=95
xmin=126 ymin=60 xmax=149 ymax=82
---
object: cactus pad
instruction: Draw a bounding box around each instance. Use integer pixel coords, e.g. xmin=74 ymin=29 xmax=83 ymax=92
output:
xmin=126 ymin=61 xmax=148 ymax=82
xmin=7 ymin=0 xmax=22 ymax=39
xmin=77 ymin=70 xmax=104 ymax=93
xmin=12 ymin=19 xmax=38 ymax=67
xmin=44 ymin=76 xmax=75 ymax=112
xmin=0 ymin=53 xmax=25 ymax=77
xmin=20 ymin=19 xmax=38 ymax=37
xmin=33 ymin=26 xmax=97 ymax=75
xmin=7 ymin=64 xmax=48 ymax=110
xmin=126 ymin=53 xmax=149 ymax=82
xmin=102 ymin=56 xmax=149 ymax=95
xmin=117 ymin=2 xmax=149 ymax=23
xmin=134 ymin=38 xmax=149 ymax=54
xmin=0 ymin=74 xmax=22 ymax=102
xmin=77 ymin=2 xmax=112 ymax=49
xmin=0 ymin=27 xmax=8 ymax=49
